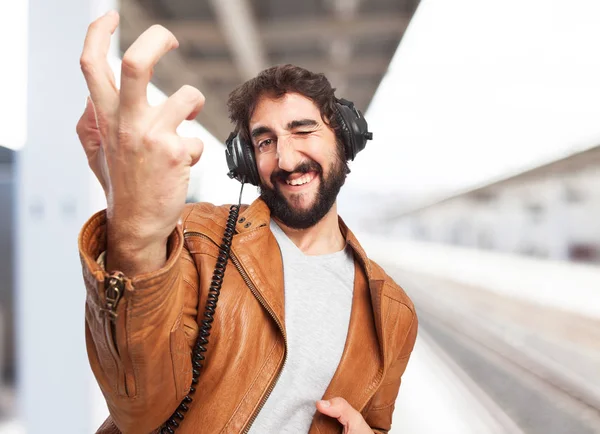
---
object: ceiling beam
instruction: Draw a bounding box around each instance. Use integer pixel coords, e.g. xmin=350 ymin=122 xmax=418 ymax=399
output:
xmin=139 ymin=13 xmax=411 ymax=50
xmin=119 ymin=0 xmax=233 ymax=141
xmin=187 ymin=55 xmax=391 ymax=82
xmin=208 ymin=0 xmax=267 ymax=80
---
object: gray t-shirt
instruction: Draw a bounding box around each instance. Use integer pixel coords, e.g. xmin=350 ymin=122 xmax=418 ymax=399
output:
xmin=248 ymin=220 xmax=355 ymax=433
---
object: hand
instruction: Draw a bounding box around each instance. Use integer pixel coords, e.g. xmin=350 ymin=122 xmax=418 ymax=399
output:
xmin=77 ymin=97 xmax=110 ymax=195
xmin=316 ymin=398 xmax=373 ymax=434
xmin=78 ymin=11 xmax=205 ymax=272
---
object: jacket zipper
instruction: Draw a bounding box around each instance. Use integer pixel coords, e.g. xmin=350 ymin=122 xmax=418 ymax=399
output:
xmin=104 ymin=271 xmax=125 ymax=320
xmin=184 ymin=231 xmax=288 ymax=433
xmin=102 ymin=271 xmax=128 ymax=394
xmin=232 ymin=250 xmax=287 ymax=434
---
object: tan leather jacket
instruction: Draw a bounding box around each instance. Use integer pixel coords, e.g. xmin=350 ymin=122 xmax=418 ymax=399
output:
xmin=79 ymin=198 xmax=418 ymax=434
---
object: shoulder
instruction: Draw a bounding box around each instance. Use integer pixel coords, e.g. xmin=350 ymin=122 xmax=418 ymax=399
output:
xmin=180 ymin=202 xmax=249 ymax=235
xmin=183 ymin=202 xmax=234 ymax=222
xmin=340 ymin=218 xmax=415 ymax=317
xmin=367 ymin=258 xmax=418 ymax=358
xmin=368 ymin=258 xmax=416 ymax=316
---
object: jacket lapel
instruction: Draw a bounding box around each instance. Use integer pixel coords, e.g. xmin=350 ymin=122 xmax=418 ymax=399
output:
xmin=309 ymin=259 xmax=386 ymax=433
xmin=343 ymin=220 xmax=388 ymax=366
xmin=231 ymin=199 xmax=286 ymax=332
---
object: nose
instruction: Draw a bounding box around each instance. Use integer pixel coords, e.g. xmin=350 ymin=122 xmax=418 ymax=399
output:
xmin=276 ymin=136 xmax=301 ymax=172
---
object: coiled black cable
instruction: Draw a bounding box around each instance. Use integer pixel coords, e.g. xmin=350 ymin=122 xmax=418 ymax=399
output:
xmin=160 ymin=184 xmax=244 ymax=434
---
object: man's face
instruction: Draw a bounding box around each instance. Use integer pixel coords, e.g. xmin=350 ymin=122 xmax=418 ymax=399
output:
xmin=249 ymin=92 xmax=347 ymax=229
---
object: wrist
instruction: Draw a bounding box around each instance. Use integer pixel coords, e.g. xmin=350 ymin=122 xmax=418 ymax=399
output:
xmin=105 ymin=220 xmax=170 ymax=276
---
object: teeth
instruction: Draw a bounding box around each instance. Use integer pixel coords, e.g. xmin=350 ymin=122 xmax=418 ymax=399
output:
xmin=286 ymin=173 xmax=312 ymax=186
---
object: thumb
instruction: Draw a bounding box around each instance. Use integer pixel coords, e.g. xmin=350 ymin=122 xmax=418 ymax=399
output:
xmin=83 ymin=96 xmax=100 ymax=129
xmin=76 ymin=96 xmax=109 ymax=193
xmin=76 ymin=97 xmax=101 ymax=144
xmin=181 ymin=136 xmax=204 ymax=167
xmin=316 ymin=397 xmax=355 ymax=426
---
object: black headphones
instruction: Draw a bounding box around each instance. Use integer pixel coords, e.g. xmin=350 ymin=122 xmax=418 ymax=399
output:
xmin=225 ymin=97 xmax=373 ymax=186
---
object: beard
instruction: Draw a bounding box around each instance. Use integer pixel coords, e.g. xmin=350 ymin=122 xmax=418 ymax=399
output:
xmin=259 ymin=152 xmax=348 ymax=230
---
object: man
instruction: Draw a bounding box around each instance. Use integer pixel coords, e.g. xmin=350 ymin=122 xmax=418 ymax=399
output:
xmin=77 ymin=11 xmax=417 ymax=434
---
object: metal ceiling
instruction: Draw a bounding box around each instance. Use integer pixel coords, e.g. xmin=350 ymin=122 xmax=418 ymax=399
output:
xmin=119 ymin=0 xmax=419 ymax=141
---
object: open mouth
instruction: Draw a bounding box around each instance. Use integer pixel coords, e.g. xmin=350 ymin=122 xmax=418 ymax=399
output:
xmin=284 ymin=172 xmax=317 ymax=186
xmin=271 ymin=162 xmax=322 ymax=192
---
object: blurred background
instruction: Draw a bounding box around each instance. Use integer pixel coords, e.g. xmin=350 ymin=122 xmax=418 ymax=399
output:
xmin=1 ymin=0 xmax=599 ymax=432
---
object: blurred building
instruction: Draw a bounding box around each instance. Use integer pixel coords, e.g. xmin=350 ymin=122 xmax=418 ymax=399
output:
xmin=384 ymin=144 xmax=600 ymax=263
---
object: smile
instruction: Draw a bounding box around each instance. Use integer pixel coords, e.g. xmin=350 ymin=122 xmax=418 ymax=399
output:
xmin=285 ymin=172 xmax=316 ymax=186
xmin=278 ymin=171 xmax=318 ymax=190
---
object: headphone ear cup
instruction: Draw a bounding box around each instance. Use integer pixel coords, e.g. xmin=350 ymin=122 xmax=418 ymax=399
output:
xmin=334 ymin=104 xmax=355 ymax=161
xmin=225 ymin=133 xmax=260 ymax=186
xmin=334 ymin=99 xmax=370 ymax=161
xmin=241 ymin=142 xmax=260 ymax=186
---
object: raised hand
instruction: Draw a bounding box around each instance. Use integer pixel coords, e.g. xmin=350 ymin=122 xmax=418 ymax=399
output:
xmin=77 ymin=97 xmax=110 ymax=194
xmin=78 ymin=11 xmax=205 ymax=274
xmin=316 ymin=398 xmax=374 ymax=434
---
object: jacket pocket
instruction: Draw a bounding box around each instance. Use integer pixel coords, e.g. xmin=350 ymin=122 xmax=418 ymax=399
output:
xmin=104 ymin=311 xmax=130 ymax=397
xmin=85 ymin=303 xmax=125 ymax=397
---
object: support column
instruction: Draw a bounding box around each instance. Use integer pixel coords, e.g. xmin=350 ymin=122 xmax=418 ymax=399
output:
xmin=16 ymin=0 xmax=115 ymax=432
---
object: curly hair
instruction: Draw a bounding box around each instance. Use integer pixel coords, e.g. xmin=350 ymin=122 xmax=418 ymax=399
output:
xmin=226 ymin=64 xmax=342 ymax=147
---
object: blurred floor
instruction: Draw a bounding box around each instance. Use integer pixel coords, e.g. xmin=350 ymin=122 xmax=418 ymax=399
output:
xmin=386 ymin=267 xmax=600 ymax=434
xmin=391 ymin=330 xmax=523 ymax=433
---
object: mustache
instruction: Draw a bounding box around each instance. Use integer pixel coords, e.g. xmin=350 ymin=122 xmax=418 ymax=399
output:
xmin=270 ymin=160 xmax=322 ymax=185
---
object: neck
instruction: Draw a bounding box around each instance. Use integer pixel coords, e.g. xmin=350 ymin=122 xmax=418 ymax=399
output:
xmin=273 ymin=202 xmax=345 ymax=255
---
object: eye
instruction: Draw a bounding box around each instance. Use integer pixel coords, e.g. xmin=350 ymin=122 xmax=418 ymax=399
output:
xmin=295 ymin=131 xmax=313 ymax=136
xmin=258 ymin=138 xmax=274 ymax=153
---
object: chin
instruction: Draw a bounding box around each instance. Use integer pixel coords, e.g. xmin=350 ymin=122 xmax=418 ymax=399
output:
xmin=286 ymin=193 xmax=317 ymax=211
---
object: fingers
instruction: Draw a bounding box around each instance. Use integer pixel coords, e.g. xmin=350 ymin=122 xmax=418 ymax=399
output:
xmin=80 ymin=11 xmax=120 ymax=110
xmin=316 ymin=398 xmax=362 ymax=427
xmin=120 ymin=25 xmax=179 ymax=115
xmin=159 ymin=85 xmax=205 ymax=131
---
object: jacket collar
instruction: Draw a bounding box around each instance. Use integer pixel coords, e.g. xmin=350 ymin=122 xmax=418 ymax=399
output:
xmin=235 ymin=198 xmax=271 ymax=233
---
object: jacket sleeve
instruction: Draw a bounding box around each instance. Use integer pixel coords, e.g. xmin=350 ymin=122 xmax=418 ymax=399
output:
xmin=79 ymin=209 xmax=200 ymax=434
xmin=365 ymin=306 xmax=418 ymax=434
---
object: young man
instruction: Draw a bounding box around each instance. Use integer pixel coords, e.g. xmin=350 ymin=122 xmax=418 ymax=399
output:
xmin=77 ymin=11 xmax=417 ymax=434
